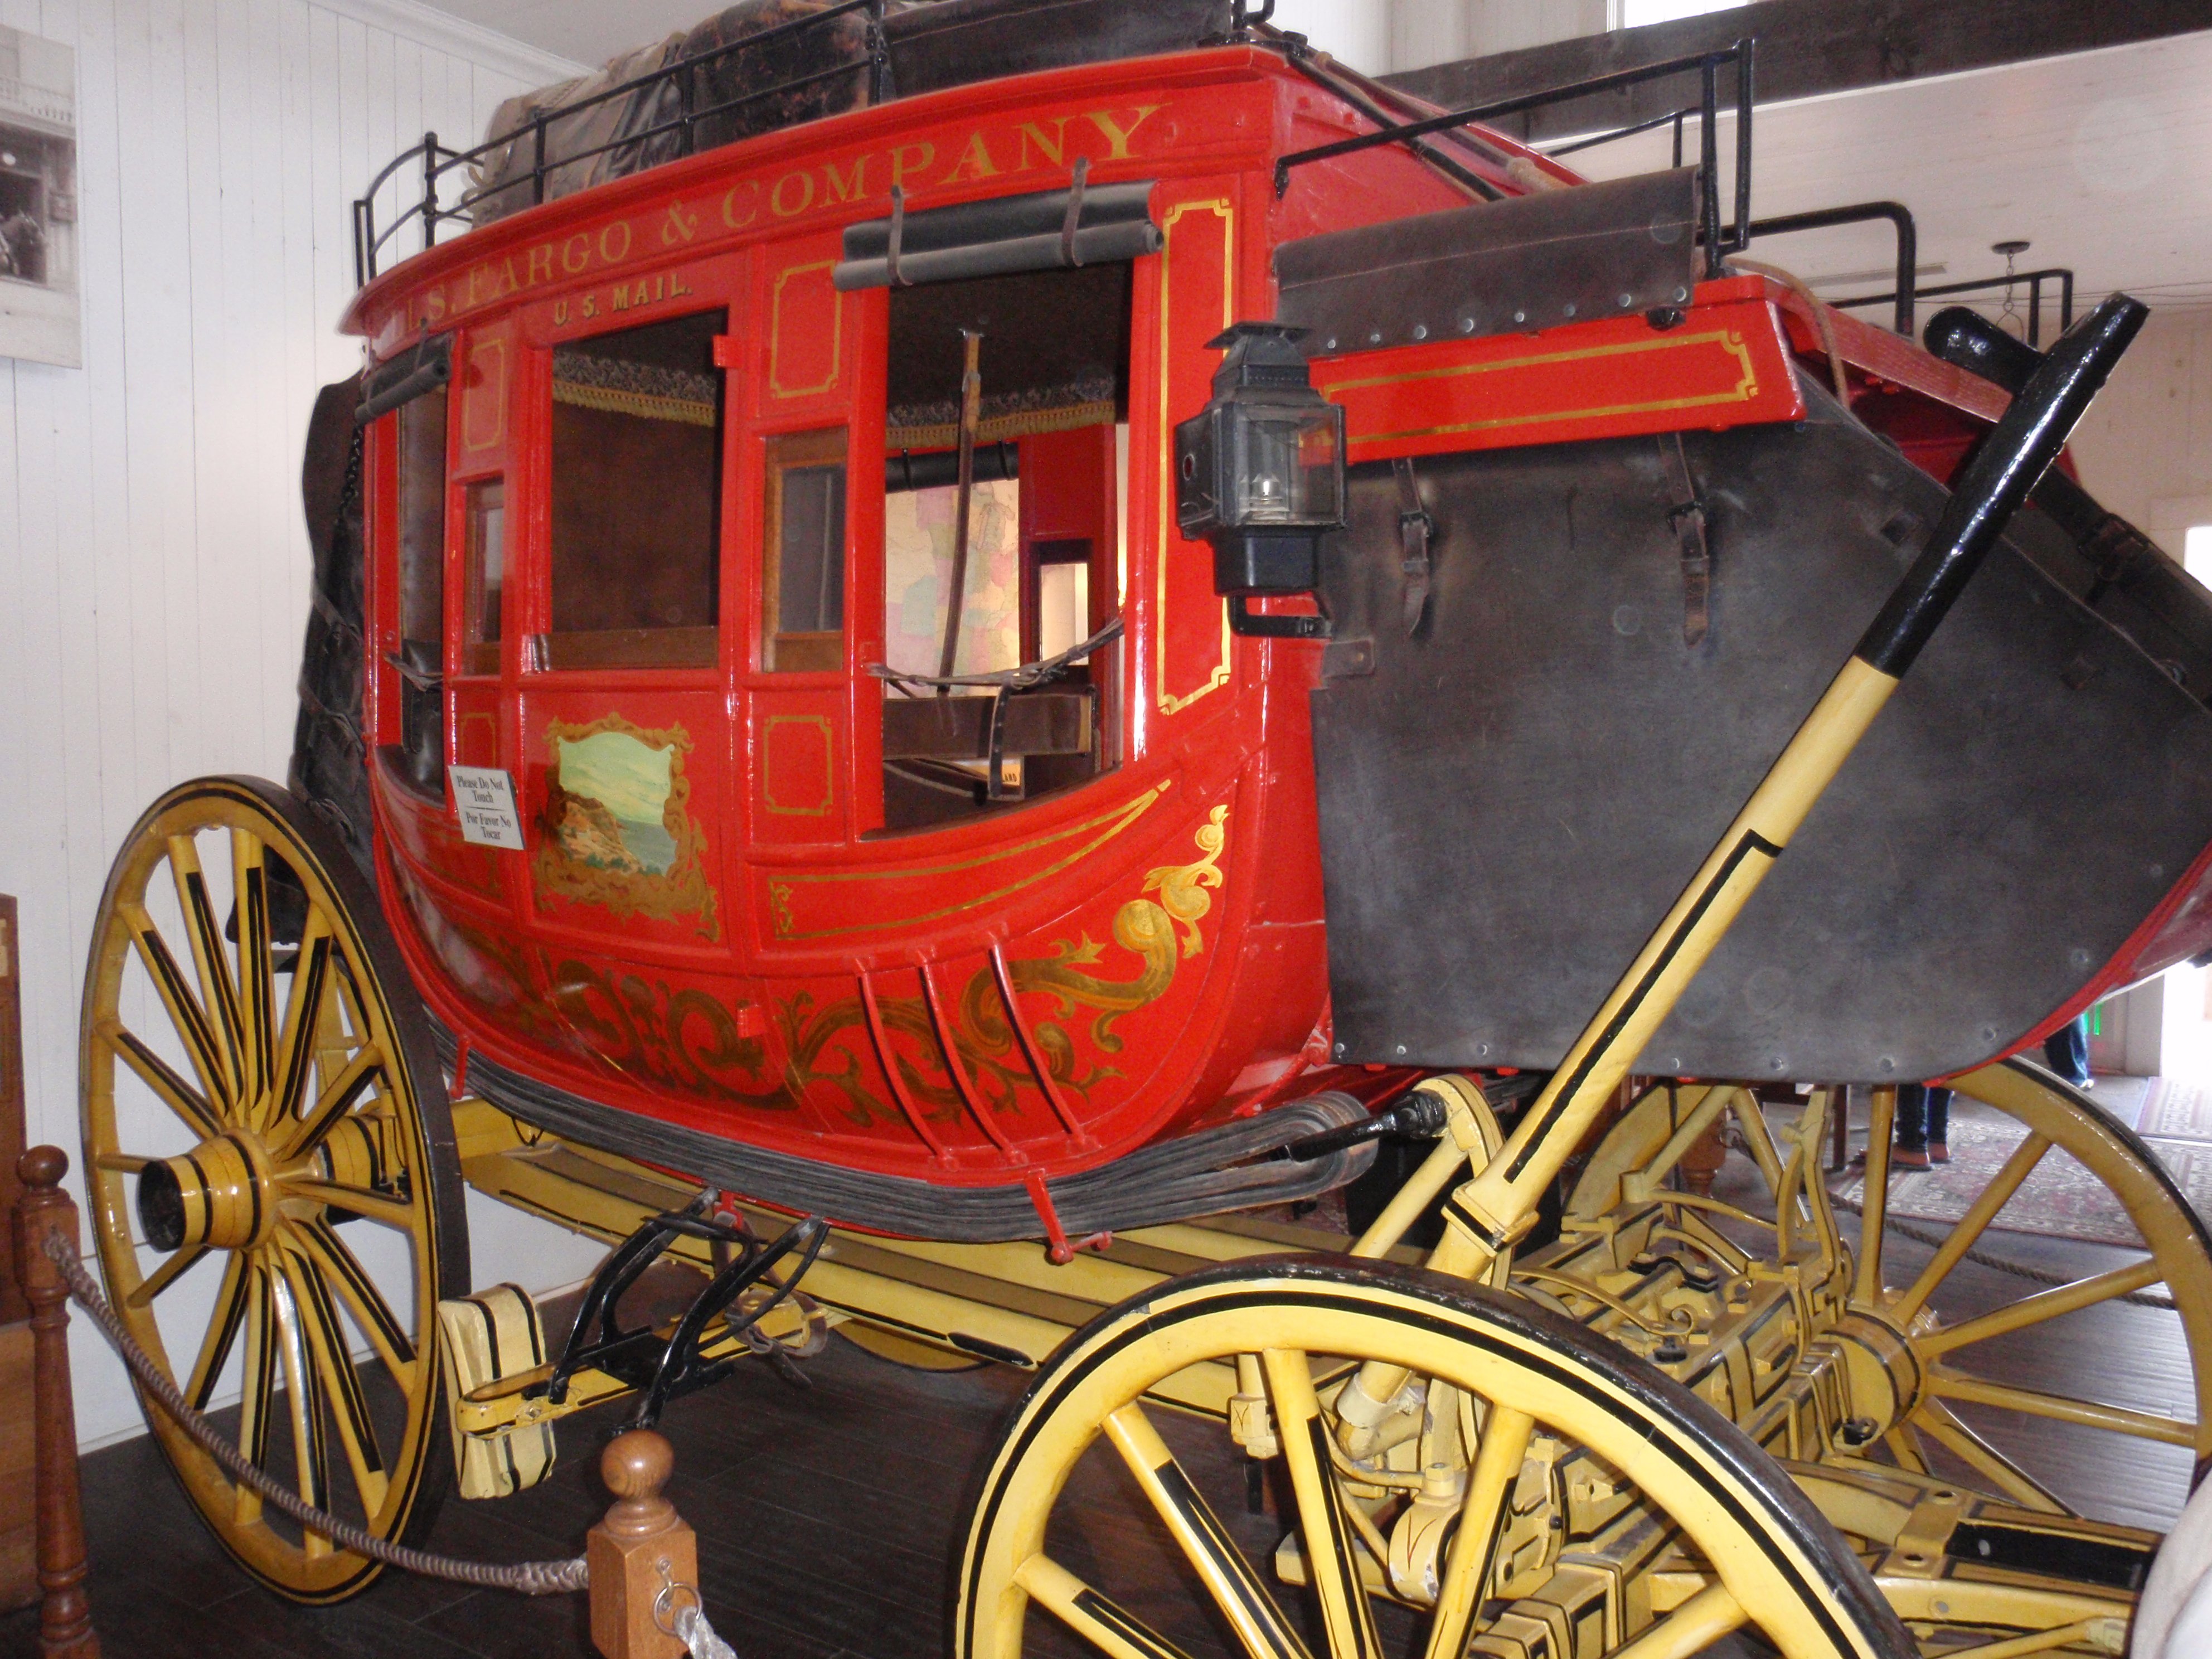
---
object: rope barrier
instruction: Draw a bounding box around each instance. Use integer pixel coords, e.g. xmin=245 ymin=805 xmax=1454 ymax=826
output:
xmin=46 ymin=1233 xmax=590 ymax=1595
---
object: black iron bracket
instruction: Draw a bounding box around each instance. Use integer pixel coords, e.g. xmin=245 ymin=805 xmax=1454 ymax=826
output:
xmin=537 ymin=1193 xmax=828 ymax=1429
xmin=1229 ymin=595 xmax=1331 ymax=639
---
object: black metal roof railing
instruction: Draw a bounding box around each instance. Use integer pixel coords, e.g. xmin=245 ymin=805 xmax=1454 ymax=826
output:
xmin=1278 ymin=39 xmax=1754 ymax=282
xmin=1836 ymin=266 xmax=2076 ymax=349
xmin=352 ymin=0 xmax=893 ymax=285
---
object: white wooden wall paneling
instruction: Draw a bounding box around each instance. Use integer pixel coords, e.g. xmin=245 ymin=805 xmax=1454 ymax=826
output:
xmin=0 ymin=0 xmax=619 ymax=1449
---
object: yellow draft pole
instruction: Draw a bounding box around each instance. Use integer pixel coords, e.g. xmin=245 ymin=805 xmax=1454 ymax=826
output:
xmin=1421 ymin=295 xmax=2148 ymax=1283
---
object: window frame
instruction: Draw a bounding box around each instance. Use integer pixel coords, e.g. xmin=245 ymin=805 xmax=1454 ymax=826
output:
xmin=534 ymin=300 xmax=734 ymax=676
xmin=761 ymin=425 xmax=851 ymax=675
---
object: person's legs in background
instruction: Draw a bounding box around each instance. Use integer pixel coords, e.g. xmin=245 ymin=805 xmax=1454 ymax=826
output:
xmin=1893 ymin=1083 xmax=1930 ymax=1170
xmin=2044 ymin=1014 xmax=2092 ymax=1088
xmin=1924 ymin=1085 xmax=1952 ymax=1164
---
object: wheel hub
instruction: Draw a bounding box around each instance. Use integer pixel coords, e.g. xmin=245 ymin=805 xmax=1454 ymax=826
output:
xmin=136 ymin=1129 xmax=280 ymax=1252
xmin=1819 ymin=1306 xmax=1925 ymax=1443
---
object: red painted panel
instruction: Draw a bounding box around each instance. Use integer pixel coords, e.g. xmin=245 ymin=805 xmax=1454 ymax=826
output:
xmin=458 ymin=332 xmax=510 ymax=458
xmin=754 ymin=696 xmax=842 ymax=840
xmin=760 ymin=236 xmax=850 ymax=417
xmin=1147 ymin=180 xmax=1240 ymax=726
xmin=1312 ymin=298 xmax=1806 ymax=464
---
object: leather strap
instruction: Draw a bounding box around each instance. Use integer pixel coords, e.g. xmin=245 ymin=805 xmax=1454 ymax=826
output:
xmin=1393 ymin=457 xmax=1434 ymax=636
xmin=1060 ymin=156 xmax=1090 ymax=268
xmin=2082 ymin=513 xmax=2154 ymax=604
xmin=1660 ymin=433 xmax=1710 ymax=646
xmin=886 ymin=185 xmax=910 ymax=287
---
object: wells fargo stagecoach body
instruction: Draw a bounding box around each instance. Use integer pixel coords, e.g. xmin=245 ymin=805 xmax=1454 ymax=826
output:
xmin=74 ymin=1 xmax=2212 ymax=1651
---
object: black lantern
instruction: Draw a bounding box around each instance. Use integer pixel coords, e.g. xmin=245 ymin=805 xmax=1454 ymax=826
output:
xmin=1175 ymin=323 xmax=1345 ymax=629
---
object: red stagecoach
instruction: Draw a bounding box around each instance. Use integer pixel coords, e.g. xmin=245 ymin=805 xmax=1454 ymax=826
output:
xmin=76 ymin=2 xmax=2212 ymax=1652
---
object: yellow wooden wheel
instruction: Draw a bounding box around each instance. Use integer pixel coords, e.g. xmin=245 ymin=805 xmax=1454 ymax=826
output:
xmin=957 ymin=1259 xmax=1914 ymax=1659
xmin=79 ymin=775 xmax=468 ymax=1603
xmin=1843 ymin=1058 xmax=2212 ymax=1522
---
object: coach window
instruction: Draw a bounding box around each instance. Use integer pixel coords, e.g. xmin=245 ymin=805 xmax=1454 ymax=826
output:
xmin=763 ymin=429 xmax=847 ymax=672
xmin=392 ymin=388 xmax=449 ymax=795
xmin=460 ymin=477 xmax=505 ymax=676
xmin=545 ymin=308 xmax=726 ymax=670
xmin=877 ymin=263 xmax=1131 ymax=831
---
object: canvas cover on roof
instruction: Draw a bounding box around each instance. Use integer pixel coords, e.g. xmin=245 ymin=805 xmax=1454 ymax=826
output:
xmin=465 ymin=0 xmax=1236 ymax=225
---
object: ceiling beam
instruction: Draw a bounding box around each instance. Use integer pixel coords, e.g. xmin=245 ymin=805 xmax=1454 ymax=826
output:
xmin=1378 ymin=0 xmax=2212 ymax=144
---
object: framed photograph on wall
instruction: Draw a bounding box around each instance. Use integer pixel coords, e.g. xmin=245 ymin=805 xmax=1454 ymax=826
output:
xmin=0 ymin=25 xmax=79 ymax=369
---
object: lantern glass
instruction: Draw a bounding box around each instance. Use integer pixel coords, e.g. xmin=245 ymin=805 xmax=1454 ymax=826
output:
xmin=1230 ymin=404 xmax=1341 ymax=527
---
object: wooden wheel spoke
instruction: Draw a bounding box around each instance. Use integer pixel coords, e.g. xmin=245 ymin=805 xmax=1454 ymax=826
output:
xmin=95 ymin=1151 xmax=151 ymax=1175
xmin=235 ymin=1261 xmax=279 ymax=1482
xmin=1606 ymin=1583 xmax=1747 ymax=1659
xmin=1421 ymin=1405 xmax=1532 ymax=1659
xmin=282 ymin=1178 xmax=415 ymax=1231
xmin=167 ymin=835 xmax=249 ymax=1102
xmin=1915 ymin=1399 xmax=2065 ymax=1512
xmin=1851 ymin=1086 xmax=1898 ymax=1307
xmin=118 ymin=903 xmax=233 ymax=1117
xmin=95 ymin=1017 xmax=220 ymax=1139
xmin=1924 ymin=1370 xmax=2196 ymax=1448
xmin=1919 ymin=1258 xmax=2167 ymax=1357
xmin=269 ymin=923 xmax=335 ymax=1127
xmin=267 ymin=1266 xmax=333 ymax=1540
xmin=127 ymin=1244 xmax=208 ymax=1310
xmin=1909 ymin=1399 xmax=2070 ymax=1514
xmin=1261 ymin=1351 xmax=1384 ymax=1659
xmin=289 ymin=1216 xmax=417 ymax=1388
xmin=185 ymin=1250 xmax=251 ymax=1412
xmin=232 ymin=832 xmax=277 ymax=1106
xmin=1728 ymin=1091 xmax=1789 ymax=1204
xmin=1101 ymin=1401 xmax=1314 ymax=1659
xmin=1017 ymin=1555 xmax=1201 ymax=1659
xmin=1893 ymin=1132 xmax=2051 ymax=1322
xmin=277 ymin=1041 xmax=386 ymax=1162
xmin=275 ymin=1242 xmax=389 ymax=1515
xmin=1880 ymin=1425 xmax=1928 ymax=1476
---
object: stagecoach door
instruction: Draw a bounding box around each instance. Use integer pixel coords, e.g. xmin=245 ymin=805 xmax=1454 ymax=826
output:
xmin=744 ymin=236 xmax=862 ymax=850
xmin=510 ymin=261 xmax=742 ymax=955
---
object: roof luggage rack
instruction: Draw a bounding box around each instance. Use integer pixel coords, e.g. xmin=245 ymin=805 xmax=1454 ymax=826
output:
xmin=349 ymin=0 xmax=1251 ymax=285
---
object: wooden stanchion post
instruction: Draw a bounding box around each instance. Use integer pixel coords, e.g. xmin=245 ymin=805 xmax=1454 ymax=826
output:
xmin=14 ymin=1147 xmax=98 ymax=1658
xmin=589 ymin=1428 xmax=695 ymax=1659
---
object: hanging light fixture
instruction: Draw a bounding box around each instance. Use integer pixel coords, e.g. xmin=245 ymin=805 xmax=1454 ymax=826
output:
xmin=1175 ymin=322 xmax=1346 ymax=625
xmin=1993 ymin=239 xmax=2031 ymax=339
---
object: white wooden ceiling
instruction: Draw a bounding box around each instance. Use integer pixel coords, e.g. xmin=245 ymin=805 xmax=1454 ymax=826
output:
xmin=411 ymin=0 xmax=696 ymax=71
xmin=413 ymin=0 xmax=1394 ymax=72
xmin=1564 ymin=30 xmax=2212 ymax=324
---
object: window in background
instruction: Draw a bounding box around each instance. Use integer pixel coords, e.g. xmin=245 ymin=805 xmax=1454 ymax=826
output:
xmin=1620 ymin=0 xmax=1745 ymax=26
xmin=2185 ymin=525 xmax=2212 ymax=588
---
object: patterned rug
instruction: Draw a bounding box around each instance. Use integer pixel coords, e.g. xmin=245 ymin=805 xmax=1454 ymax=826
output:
xmin=2136 ymin=1076 xmax=2212 ymax=1142
xmin=1830 ymin=1096 xmax=2212 ymax=1249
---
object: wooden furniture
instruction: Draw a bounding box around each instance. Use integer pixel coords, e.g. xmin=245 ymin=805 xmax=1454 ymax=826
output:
xmin=0 ymin=897 xmax=27 ymax=1321
xmin=13 ymin=1147 xmax=97 ymax=1656
xmin=588 ymin=1429 xmax=694 ymax=1659
xmin=0 ymin=896 xmax=36 ymax=1615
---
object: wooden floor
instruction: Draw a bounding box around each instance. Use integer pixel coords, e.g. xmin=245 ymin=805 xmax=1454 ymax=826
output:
xmin=2 ymin=1327 xmax=1032 ymax=1659
xmin=3 ymin=1135 xmax=2196 ymax=1659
